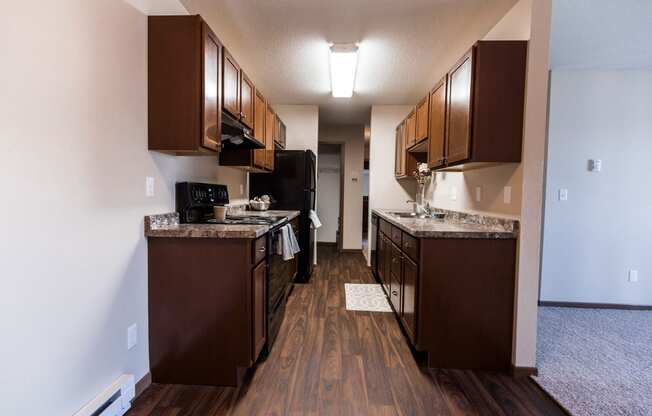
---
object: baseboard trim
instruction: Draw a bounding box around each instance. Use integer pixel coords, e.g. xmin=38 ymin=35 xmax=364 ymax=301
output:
xmin=539 ymin=300 xmax=652 ymax=311
xmin=135 ymin=372 xmax=152 ymax=398
xmin=510 ymin=365 xmax=538 ymax=377
xmin=340 ymin=249 xmax=362 ymax=253
xmin=317 ymin=242 xmax=337 ymax=246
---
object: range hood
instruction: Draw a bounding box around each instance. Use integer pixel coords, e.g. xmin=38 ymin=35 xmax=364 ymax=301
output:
xmin=220 ymin=112 xmax=265 ymax=149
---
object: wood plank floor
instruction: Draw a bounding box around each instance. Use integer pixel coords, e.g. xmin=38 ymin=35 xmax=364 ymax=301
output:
xmin=129 ymin=246 xmax=567 ymax=416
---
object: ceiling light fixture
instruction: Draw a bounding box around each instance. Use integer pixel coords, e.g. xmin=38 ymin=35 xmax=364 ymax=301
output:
xmin=329 ymin=43 xmax=359 ymax=98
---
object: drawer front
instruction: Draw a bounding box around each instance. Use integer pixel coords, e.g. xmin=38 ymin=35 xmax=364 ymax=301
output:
xmin=402 ymin=232 xmax=419 ymax=262
xmin=252 ymin=235 xmax=267 ymax=264
xmin=391 ymin=225 xmax=402 ymax=246
xmin=379 ymin=218 xmax=392 ymax=236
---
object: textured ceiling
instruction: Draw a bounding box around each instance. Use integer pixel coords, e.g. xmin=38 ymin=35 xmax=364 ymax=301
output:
xmin=181 ymin=0 xmax=517 ymax=125
xmin=551 ymin=0 xmax=652 ymax=70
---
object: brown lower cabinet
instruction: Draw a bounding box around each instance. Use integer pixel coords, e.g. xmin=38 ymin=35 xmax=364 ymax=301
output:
xmin=148 ymin=236 xmax=268 ymax=386
xmin=374 ymin=218 xmax=517 ymax=371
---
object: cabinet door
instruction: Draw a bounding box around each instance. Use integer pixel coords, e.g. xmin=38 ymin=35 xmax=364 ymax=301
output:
xmin=202 ymin=25 xmax=221 ymax=152
xmin=252 ymin=261 xmax=267 ymax=361
xmin=446 ymin=51 xmax=473 ymax=164
xmin=389 ymin=244 xmax=402 ymax=313
xmin=273 ymin=114 xmax=281 ymax=145
xmin=415 ymin=97 xmax=429 ymax=142
xmin=279 ymin=121 xmax=287 ymax=149
xmin=382 ymin=236 xmax=392 ymax=297
xmin=428 ymin=77 xmax=447 ymax=169
xmin=253 ymin=91 xmax=267 ymax=169
xmin=266 ymin=106 xmax=275 ymax=147
xmin=402 ymin=255 xmax=418 ymax=343
xmin=240 ymin=72 xmax=254 ymax=129
xmin=223 ymin=50 xmax=240 ymax=118
xmin=394 ymin=125 xmax=402 ymax=177
xmin=406 ymin=110 xmax=416 ymax=149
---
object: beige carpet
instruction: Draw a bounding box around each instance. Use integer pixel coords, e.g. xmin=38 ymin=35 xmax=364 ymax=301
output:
xmin=534 ymin=307 xmax=652 ymax=416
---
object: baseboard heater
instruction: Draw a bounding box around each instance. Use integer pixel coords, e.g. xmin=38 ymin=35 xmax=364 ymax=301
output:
xmin=73 ymin=374 xmax=135 ymax=416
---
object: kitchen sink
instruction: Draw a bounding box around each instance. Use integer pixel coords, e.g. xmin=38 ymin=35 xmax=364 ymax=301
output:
xmin=389 ymin=211 xmax=446 ymax=220
xmin=389 ymin=211 xmax=418 ymax=218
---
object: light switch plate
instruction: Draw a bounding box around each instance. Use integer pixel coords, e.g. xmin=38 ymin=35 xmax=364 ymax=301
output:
xmin=503 ymin=186 xmax=512 ymax=204
xmin=559 ymin=188 xmax=568 ymax=201
xmin=145 ymin=177 xmax=155 ymax=197
xmin=589 ymin=159 xmax=602 ymax=172
xmin=629 ymin=270 xmax=639 ymax=283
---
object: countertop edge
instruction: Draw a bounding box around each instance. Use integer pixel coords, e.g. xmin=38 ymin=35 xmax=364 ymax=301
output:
xmin=373 ymin=208 xmax=519 ymax=240
xmin=144 ymin=210 xmax=301 ymax=239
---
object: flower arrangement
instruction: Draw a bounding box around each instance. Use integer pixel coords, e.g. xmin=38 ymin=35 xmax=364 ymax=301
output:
xmin=412 ymin=162 xmax=431 ymax=185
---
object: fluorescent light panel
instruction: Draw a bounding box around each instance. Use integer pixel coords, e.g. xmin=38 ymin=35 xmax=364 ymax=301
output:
xmin=330 ymin=43 xmax=358 ymax=98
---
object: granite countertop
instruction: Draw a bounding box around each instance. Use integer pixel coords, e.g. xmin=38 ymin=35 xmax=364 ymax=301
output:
xmin=144 ymin=210 xmax=301 ymax=239
xmin=373 ymin=208 xmax=519 ymax=239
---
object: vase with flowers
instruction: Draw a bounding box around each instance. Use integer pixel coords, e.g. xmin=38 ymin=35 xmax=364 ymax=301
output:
xmin=412 ymin=163 xmax=431 ymax=214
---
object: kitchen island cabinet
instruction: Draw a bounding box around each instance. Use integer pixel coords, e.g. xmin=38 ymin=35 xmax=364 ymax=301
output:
xmin=372 ymin=209 xmax=518 ymax=371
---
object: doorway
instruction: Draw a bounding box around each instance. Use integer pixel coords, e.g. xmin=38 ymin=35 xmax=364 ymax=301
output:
xmin=316 ymin=143 xmax=344 ymax=251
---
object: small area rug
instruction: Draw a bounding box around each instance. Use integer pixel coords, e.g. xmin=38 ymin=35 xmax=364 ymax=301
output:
xmin=344 ymin=283 xmax=392 ymax=312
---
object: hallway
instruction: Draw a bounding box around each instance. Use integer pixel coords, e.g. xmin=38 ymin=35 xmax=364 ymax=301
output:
xmin=129 ymin=247 xmax=565 ymax=415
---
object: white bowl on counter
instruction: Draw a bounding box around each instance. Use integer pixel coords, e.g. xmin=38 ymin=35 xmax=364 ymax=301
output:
xmin=249 ymin=200 xmax=270 ymax=211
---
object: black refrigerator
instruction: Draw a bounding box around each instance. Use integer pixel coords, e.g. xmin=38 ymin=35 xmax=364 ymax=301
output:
xmin=250 ymin=150 xmax=316 ymax=282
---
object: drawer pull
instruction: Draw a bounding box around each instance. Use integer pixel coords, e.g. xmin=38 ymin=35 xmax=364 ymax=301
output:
xmin=258 ymin=247 xmax=266 ymax=253
xmin=392 ymin=290 xmax=398 ymax=296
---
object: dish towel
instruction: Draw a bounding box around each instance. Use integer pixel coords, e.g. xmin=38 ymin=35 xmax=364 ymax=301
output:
xmin=309 ymin=210 xmax=322 ymax=228
xmin=277 ymin=223 xmax=301 ymax=260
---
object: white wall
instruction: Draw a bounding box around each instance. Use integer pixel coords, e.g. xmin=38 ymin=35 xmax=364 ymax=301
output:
xmin=275 ymin=105 xmax=319 ymax=156
xmin=316 ymin=152 xmax=340 ymax=243
xmin=0 ymin=1 xmax=244 ymax=414
xmin=320 ymin=125 xmax=365 ymax=250
xmin=367 ymin=106 xmax=416 ymax=260
xmin=541 ymin=70 xmax=652 ymax=306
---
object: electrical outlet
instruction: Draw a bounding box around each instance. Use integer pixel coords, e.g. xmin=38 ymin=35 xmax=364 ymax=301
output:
xmin=145 ymin=177 xmax=155 ymax=197
xmin=628 ymin=270 xmax=639 ymax=283
xmin=127 ymin=324 xmax=137 ymax=350
xmin=475 ymin=186 xmax=482 ymax=202
xmin=559 ymin=188 xmax=568 ymax=201
xmin=503 ymin=186 xmax=512 ymax=204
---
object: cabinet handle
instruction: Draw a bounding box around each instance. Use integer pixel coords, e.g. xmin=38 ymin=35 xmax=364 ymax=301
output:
xmin=392 ymin=290 xmax=398 ymax=296
xmin=258 ymin=247 xmax=266 ymax=252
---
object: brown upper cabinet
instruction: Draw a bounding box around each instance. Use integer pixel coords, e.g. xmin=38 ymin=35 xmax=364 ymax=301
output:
xmin=273 ymin=115 xmax=286 ymax=149
xmin=240 ymin=72 xmax=254 ymax=130
xmin=252 ymin=90 xmax=267 ymax=170
xmin=405 ymin=110 xmax=417 ymax=149
xmin=395 ymin=123 xmax=405 ymax=177
xmin=427 ymin=76 xmax=448 ymax=169
xmin=415 ymin=96 xmax=429 ymax=143
xmin=222 ymin=49 xmax=240 ymax=120
xmin=148 ymin=16 xmax=222 ymax=155
xmin=440 ymin=41 xmax=528 ymax=170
